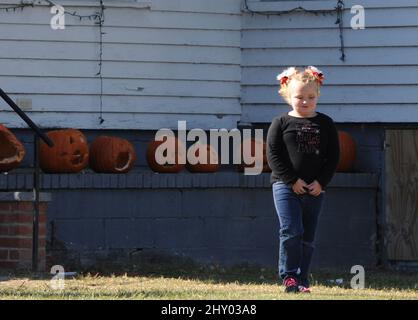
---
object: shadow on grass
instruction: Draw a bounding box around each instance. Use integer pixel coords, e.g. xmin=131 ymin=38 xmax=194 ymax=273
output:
xmin=1 ymin=251 xmax=417 ymax=292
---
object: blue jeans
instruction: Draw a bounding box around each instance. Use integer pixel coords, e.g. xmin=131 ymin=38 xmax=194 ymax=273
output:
xmin=272 ymin=181 xmax=325 ymax=287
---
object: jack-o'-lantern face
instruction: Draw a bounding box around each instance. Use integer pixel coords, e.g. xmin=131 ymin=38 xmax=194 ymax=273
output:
xmin=89 ymin=136 xmax=136 ymax=173
xmin=0 ymin=124 xmax=25 ymax=172
xmin=40 ymin=129 xmax=89 ymax=173
xmin=146 ymin=136 xmax=185 ymax=173
xmin=186 ymin=144 xmax=220 ymax=173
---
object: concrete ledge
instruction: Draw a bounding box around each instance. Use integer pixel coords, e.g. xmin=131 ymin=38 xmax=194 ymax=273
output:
xmin=0 ymin=192 xmax=52 ymax=202
xmin=246 ymin=1 xmax=340 ymax=12
xmin=0 ymin=172 xmax=378 ymax=190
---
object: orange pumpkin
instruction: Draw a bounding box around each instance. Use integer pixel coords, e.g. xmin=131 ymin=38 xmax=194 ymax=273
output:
xmin=186 ymin=144 xmax=220 ymax=173
xmin=146 ymin=136 xmax=185 ymax=173
xmin=0 ymin=124 xmax=25 ymax=172
xmin=238 ymin=138 xmax=271 ymax=173
xmin=40 ymin=129 xmax=89 ymax=173
xmin=89 ymin=136 xmax=136 ymax=173
xmin=337 ymin=131 xmax=357 ymax=172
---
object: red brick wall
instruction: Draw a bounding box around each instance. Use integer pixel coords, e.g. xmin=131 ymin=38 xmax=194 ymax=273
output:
xmin=0 ymin=202 xmax=47 ymax=271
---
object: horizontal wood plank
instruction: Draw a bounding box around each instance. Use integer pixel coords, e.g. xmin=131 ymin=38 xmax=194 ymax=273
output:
xmin=241 ymin=104 xmax=418 ymax=123
xmin=0 ymin=77 xmax=241 ymax=98
xmin=0 ymin=111 xmax=240 ymax=130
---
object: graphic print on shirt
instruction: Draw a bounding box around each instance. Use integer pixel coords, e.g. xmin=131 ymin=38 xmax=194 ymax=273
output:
xmin=295 ymin=123 xmax=320 ymax=155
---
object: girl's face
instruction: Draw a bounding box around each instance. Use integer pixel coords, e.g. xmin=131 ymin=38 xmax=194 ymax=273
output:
xmin=288 ymin=80 xmax=319 ymax=117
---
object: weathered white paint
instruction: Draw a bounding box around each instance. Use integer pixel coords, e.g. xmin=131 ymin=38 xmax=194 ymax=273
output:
xmin=242 ymin=7 xmax=418 ymax=29
xmin=0 ymin=0 xmax=242 ymax=129
xmin=0 ymin=111 xmax=240 ymax=130
xmin=243 ymin=86 xmax=418 ymax=104
xmin=0 ymin=60 xmax=241 ymax=81
xmin=0 ymin=77 xmax=241 ymax=98
xmin=242 ymin=66 xmax=418 ymax=85
xmin=1 ymin=0 xmax=417 ymax=128
xmin=243 ymin=104 xmax=418 ymax=123
xmin=241 ymin=2 xmax=418 ymax=123
xmin=0 ymin=6 xmax=242 ymax=29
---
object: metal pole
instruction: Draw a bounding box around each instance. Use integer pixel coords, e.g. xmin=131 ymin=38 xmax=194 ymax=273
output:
xmin=32 ymin=135 xmax=40 ymax=272
xmin=0 ymin=88 xmax=52 ymax=272
xmin=0 ymin=88 xmax=53 ymax=147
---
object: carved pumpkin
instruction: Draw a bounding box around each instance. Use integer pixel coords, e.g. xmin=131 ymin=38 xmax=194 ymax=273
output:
xmin=186 ymin=144 xmax=220 ymax=173
xmin=337 ymin=131 xmax=357 ymax=172
xmin=40 ymin=129 xmax=89 ymax=173
xmin=0 ymin=124 xmax=25 ymax=172
xmin=238 ymin=138 xmax=271 ymax=173
xmin=89 ymin=136 xmax=137 ymax=173
xmin=146 ymin=136 xmax=185 ymax=173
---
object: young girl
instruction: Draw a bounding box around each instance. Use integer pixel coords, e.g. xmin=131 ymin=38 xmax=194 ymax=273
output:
xmin=266 ymin=66 xmax=340 ymax=293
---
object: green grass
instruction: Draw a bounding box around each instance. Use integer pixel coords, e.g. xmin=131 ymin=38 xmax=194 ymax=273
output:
xmin=0 ymin=263 xmax=417 ymax=300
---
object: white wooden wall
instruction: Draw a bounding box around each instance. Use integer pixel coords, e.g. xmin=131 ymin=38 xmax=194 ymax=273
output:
xmin=1 ymin=0 xmax=418 ymax=130
xmin=0 ymin=0 xmax=242 ymax=130
xmin=242 ymin=0 xmax=418 ymax=123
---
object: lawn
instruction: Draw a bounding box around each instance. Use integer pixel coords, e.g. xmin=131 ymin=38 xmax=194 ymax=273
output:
xmin=0 ymin=263 xmax=417 ymax=300
xmin=0 ymin=265 xmax=418 ymax=300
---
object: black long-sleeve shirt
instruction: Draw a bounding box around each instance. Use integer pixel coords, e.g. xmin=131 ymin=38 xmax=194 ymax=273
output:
xmin=266 ymin=112 xmax=340 ymax=188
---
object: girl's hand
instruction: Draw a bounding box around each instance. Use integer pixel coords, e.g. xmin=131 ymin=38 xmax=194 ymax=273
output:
xmin=292 ymin=179 xmax=308 ymax=195
xmin=307 ymin=180 xmax=322 ymax=196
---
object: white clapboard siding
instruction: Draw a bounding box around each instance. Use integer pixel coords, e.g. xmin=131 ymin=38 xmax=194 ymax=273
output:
xmin=241 ymin=2 xmax=418 ymax=123
xmin=0 ymin=60 xmax=240 ymax=81
xmin=243 ymin=7 xmax=418 ymax=29
xmin=0 ymin=0 xmax=242 ymax=14
xmin=0 ymin=24 xmax=241 ymax=47
xmin=0 ymin=95 xmax=241 ymax=114
xmin=242 ymin=66 xmax=418 ymax=86
xmin=243 ymin=104 xmax=418 ymax=123
xmin=0 ymin=111 xmax=240 ymax=130
xmin=242 ymin=28 xmax=418 ymax=48
xmin=242 ymin=86 xmax=418 ymax=104
xmin=0 ymin=7 xmax=241 ymax=30
xmin=242 ymin=47 xmax=418 ymax=66
xmin=0 ymin=77 xmax=240 ymax=98
xmin=1 ymin=41 xmax=240 ymax=64
xmin=0 ymin=0 xmax=242 ymax=129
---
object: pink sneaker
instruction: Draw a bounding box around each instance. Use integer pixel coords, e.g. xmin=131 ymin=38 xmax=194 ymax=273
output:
xmin=283 ymin=277 xmax=299 ymax=293
xmin=298 ymin=285 xmax=311 ymax=293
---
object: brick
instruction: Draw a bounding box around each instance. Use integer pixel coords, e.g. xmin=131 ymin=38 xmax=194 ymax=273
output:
xmin=8 ymin=225 xmax=33 ymax=237
xmin=0 ymin=213 xmax=46 ymax=224
xmin=9 ymin=250 xmax=19 ymax=260
xmin=39 ymin=238 xmax=46 ymax=247
xmin=0 ymin=261 xmax=19 ymax=269
xmin=38 ymin=225 xmax=47 ymax=237
xmin=0 ymin=200 xmax=47 ymax=214
xmin=0 ymin=225 xmax=9 ymax=235
xmin=0 ymin=249 xmax=8 ymax=260
xmin=39 ymin=203 xmax=48 ymax=212
xmin=38 ymin=214 xmax=47 ymax=223
xmin=0 ymin=237 xmax=32 ymax=249
xmin=0 ymin=203 xmax=12 ymax=212
xmin=9 ymin=249 xmax=32 ymax=261
xmin=14 ymin=202 xmax=35 ymax=212
xmin=0 ymin=214 xmax=32 ymax=224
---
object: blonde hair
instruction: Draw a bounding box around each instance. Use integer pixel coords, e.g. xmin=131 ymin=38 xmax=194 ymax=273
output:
xmin=277 ymin=66 xmax=324 ymax=105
